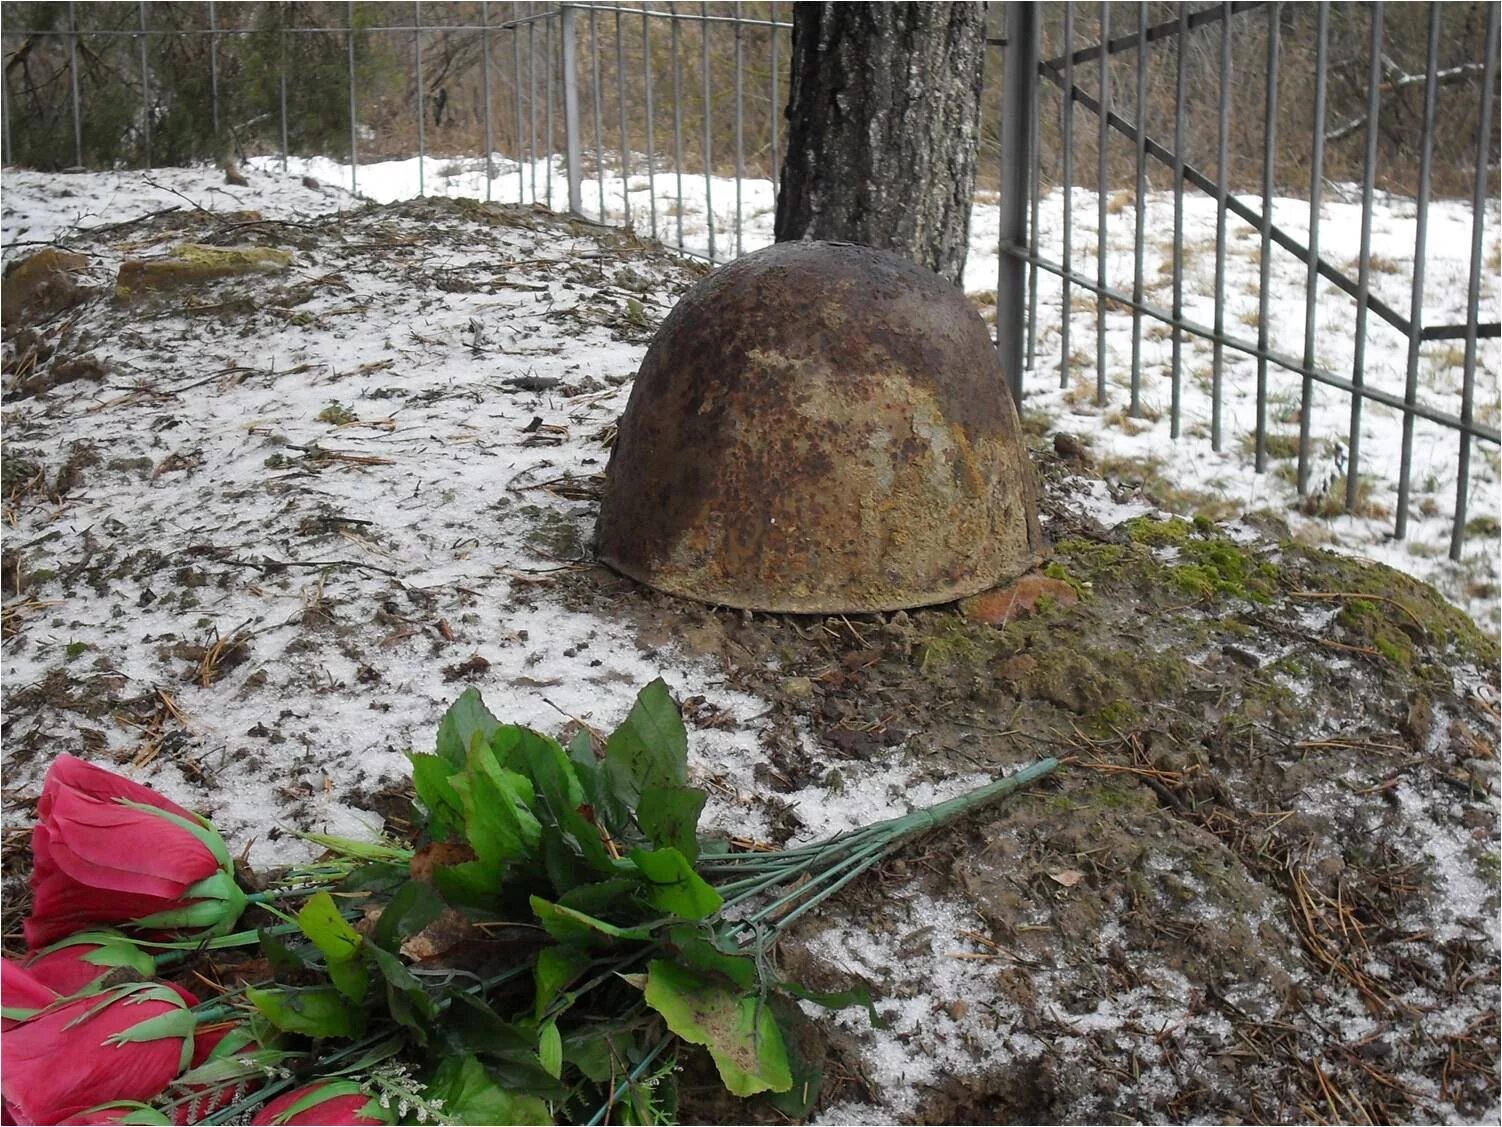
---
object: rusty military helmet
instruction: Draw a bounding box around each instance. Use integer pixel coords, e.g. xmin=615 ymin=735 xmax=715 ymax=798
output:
xmin=595 ymin=240 xmax=1045 ymax=613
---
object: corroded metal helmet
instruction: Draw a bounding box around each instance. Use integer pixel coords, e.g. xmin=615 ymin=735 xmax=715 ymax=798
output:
xmin=595 ymin=240 xmax=1045 ymax=613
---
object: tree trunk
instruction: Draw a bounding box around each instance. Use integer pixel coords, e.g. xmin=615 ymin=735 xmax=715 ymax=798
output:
xmin=774 ymin=3 xmax=986 ymax=287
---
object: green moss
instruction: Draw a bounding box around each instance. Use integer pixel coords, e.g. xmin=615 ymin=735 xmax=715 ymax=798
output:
xmin=1042 ymin=560 xmax=1089 ymax=598
xmin=917 ymin=614 xmax=996 ymax=672
xmin=1296 ymin=547 xmax=1499 ymax=668
xmin=1478 ymin=852 xmax=1501 ymax=882
xmin=1091 ymin=697 xmax=1139 ymax=733
xmin=520 ymin=505 xmax=585 ymax=561
xmin=1124 ymin=515 xmax=1194 ymax=546
xmin=1169 ymin=539 xmax=1278 ymax=603
xmin=319 ymin=401 xmax=357 ymax=425
xmin=1052 ymin=539 xmax=1129 ymax=587
xmin=1266 ymin=654 xmax=1307 ymax=679
xmin=169 ymin=243 xmax=294 ymax=270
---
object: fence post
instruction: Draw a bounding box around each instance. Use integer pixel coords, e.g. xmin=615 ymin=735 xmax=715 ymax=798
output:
xmin=996 ymin=1 xmax=1037 ymax=405
xmin=560 ymin=3 xmax=583 ymax=216
xmin=68 ymin=1 xmax=82 ymax=166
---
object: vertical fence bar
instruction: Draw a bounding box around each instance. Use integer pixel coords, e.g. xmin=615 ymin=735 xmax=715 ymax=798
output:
xmin=137 ymin=1 xmax=151 ymax=168
xmin=481 ymin=1 xmax=494 ymax=201
xmin=278 ymin=4 xmax=289 ymax=173
xmin=1025 ymin=7 xmax=1041 ymax=375
xmin=546 ymin=11 xmax=558 ymax=210
xmin=1394 ymin=4 xmax=1441 ymax=541
xmin=701 ymin=2 xmax=715 ymax=261
xmin=545 ymin=10 xmax=555 ymax=209
xmin=1095 ymin=2 xmax=1109 ymax=407
xmin=68 ymin=1 xmax=83 ymax=167
xmin=998 ymin=1 xmax=1038 ymax=405
xmin=1169 ymin=5 xmax=1186 ymax=438
xmin=561 ymin=4 xmax=583 ymax=215
xmin=525 ymin=8 xmax=537 ymax=204
xmin=671 ymin=10 xmax=685 ymax=250
xmin=615 ymin=9 xmax=631 ymax=226
xmin=1347 ymin=3 xmax=1383 ymax=514
xmin=1295 ymin=1 xmax=1328 ymax=495
xmin=514 ymin=3 xmax=526 ymax=203
xmin=1210 ymin=1 xmax=1231 ymax=452
xmin=347 ymin=0 xmax=358 ymax=194
xmin=590 ymin=4 xmax=606 ymax=218
xmin=1 ymin=56 xmax=11 ymax=166
xmin=769 ymin=0 xmax=779 ymax=192
xmin=1060 ymin=1 xmax=1074 ymax=390
xmin=1254 ymin=3 xmax=1279 ymax=473
xmin=1128 ymin=1 xmax=1147 ymax=418
xmin=643 ymin=3 xmax=658 ymax=239
xmin=734 ymin=1 xmax=745 ymax=257
xmin=414 ymin=1 xmax=426 ymax=197
xmin=1451 ymin=1 xmax=1499 ymax=560
xmin=208 ymin=0 xmax=220 ymax=136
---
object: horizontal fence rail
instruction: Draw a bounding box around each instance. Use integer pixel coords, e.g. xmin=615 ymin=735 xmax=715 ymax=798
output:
xmin=1 ymin=0 xmax=1497 ymax=564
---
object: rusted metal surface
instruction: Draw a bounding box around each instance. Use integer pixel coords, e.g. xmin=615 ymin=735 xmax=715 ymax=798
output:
xmin=596 ymin=240 xmax=1046 ymax=613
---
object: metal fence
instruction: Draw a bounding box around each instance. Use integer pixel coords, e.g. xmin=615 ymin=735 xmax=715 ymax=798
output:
xmin=2 ymin=1 xmax=1498 ymax=559
xmin=995 ymin=2 xmax=1500 ymax=561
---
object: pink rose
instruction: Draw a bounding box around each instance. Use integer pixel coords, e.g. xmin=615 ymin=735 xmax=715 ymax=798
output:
xmin=25 ymin=756 xmax=246 ymax=948
xmin=250 ymin=1082 xmax=394 ymax=1126
xmin=1 ymin=982 xmax=197 ymax=1125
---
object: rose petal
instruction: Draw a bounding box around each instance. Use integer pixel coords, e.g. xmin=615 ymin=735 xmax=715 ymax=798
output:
xmin=1 ymin=960 xmax=59 ymax=1029
xmin=1 ymin=990 xmax=190 ymax=1125
xmin=41 ymin=757 xmax=200 ymax=824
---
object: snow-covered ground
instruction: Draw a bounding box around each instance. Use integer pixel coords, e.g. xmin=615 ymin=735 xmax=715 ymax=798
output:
xmin=30 ymin=149 xmax=1488 ymax=632
xmin=2 ymin=161 xmax=1497 ymax=1124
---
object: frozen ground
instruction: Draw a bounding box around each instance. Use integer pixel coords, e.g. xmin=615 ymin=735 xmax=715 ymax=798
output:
xmin=17 ymin=150 xmax=1490 ymax=631
xmin=1 ymin=162 xmax=1498 ymax=1123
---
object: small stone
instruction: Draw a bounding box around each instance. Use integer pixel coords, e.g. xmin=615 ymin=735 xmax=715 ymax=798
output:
xmin=781 ymin=676 xmax=814 ymax=700
xmin=961 ymin=574 xmax=1079 ymax=626
xmin=2 ymin=248 xmax=91 ymax=327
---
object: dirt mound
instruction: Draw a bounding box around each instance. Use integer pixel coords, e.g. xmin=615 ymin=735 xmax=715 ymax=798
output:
xmin=2 ymin=191 xmax=1496 ymax=1123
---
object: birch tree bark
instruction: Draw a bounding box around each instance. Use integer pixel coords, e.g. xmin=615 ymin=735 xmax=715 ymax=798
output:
xmin=773 ymin=2 xmax=987 ymax=287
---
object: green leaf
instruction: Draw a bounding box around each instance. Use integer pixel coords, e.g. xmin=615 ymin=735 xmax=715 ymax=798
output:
xmin=247 ymin=985 xmax=362 ymax=1039
xmin=372 ymin=880 xmax=446 ymax=952
xmin=530 ymin=895 xmax=652 ymax=945
xmin=628 ymin=847 xmax=722 ymax=920
xmin=765 ymin=995 xmax=824 ymax=1120
xmin=568 ymin=729 xmax=600 ymax=807
xmin=436 ymin=688 xmax=502 ymax=768
xmin=779 ymin=980 xmax=887 ymax=1027
xmin=539 ymin=825 xmax=588 ymax=895
xmin=505 ymin=728 xmax=584 ymax=815
xmin=410 ymin=752 xmax=465 ymax=840
xmin=451 ymin=746 xmax=541 ymax=867
xmin=431 ymin=857 xmax=501 ymax=909
xmin=258 ymin=928 xmax=311 ymax=977
xmin=426 ymin=1053 xmax=554 ymax=1126
xmin=366 ymin=942 xmax=435 ymax=1040
xmin=599 ymin=678 xmax=687 ymax=834
xmin=538 ymin=1020 xmax=563 ymax=1079
xmin=666 ymin=925 xmax=756 ymax=990
xmin=557 ymin=877 xmax=642 ymax=918
xmin=562 ymin=1030 xmax=617 ymax=1083
xmin=643 ymin=960 xmax=791 ymax=1097
xmin=296 ymin=891 xmax=367 ymax=1002
xmin=337 ymin=861 xmax=410 ymax=898
xmin=533 ymin=945 xmax=591 ymax=1020
xmin=637 ymin=785 xmax=707 ymax=862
